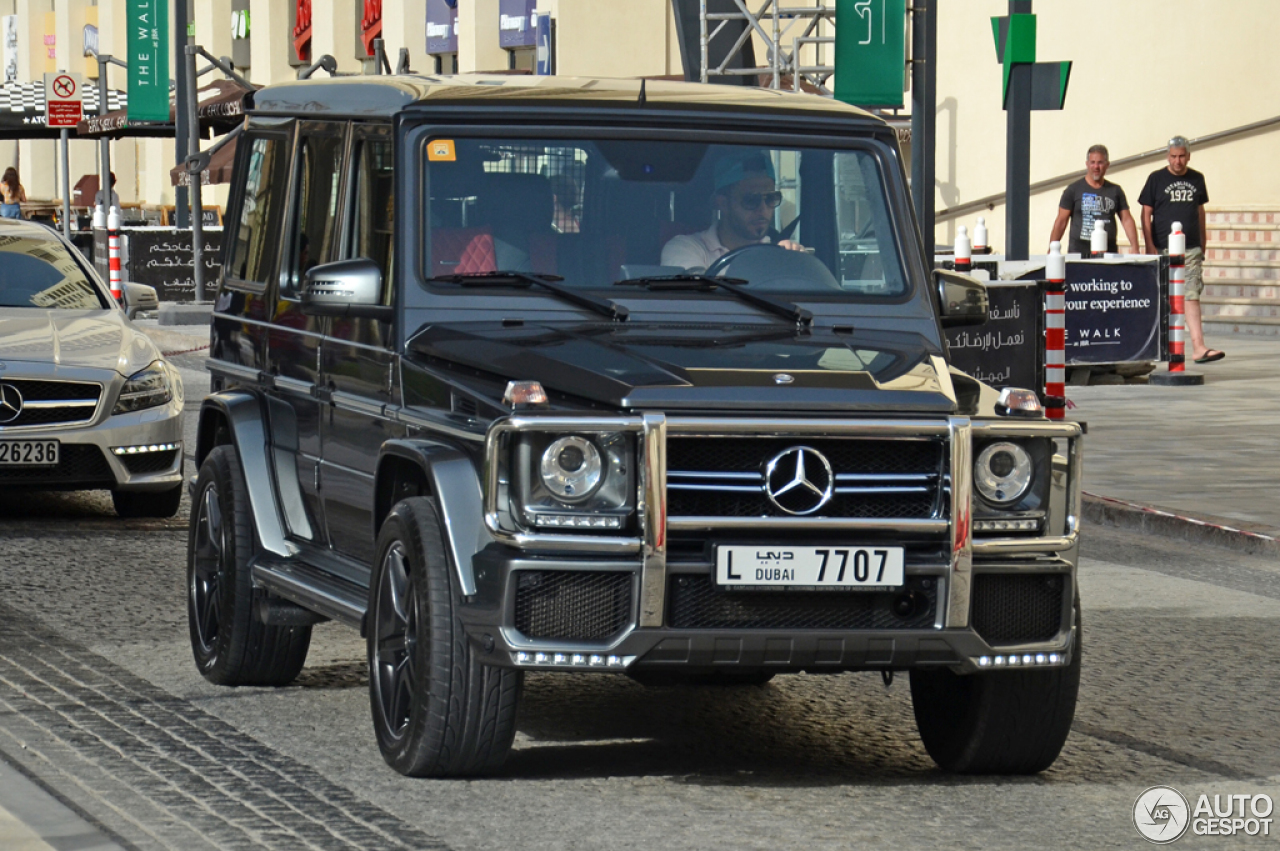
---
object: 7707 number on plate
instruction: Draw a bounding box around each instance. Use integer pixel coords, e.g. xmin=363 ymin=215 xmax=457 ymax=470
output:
xmin=715 ymin=545 xmax=904 ymax=589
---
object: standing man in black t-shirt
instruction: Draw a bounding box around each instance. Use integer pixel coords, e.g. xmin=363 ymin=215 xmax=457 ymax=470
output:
xmin=1050 ymin=144 xmax=1141 ymax=255
xmin=1139 ymin=136 xmax=1223 ymax=363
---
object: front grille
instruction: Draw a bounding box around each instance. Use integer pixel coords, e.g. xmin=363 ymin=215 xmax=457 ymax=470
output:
xmin=0 ymin=379 xmax=101 ymax=428
xmin=667 ymin=574 xmax=936 ymax=630
xmin=0 ymin=444 xmax=114 ymax=488
xmin=971 ymin=573 xmax=1065 ymax=646
xmin=666 ymin=436 xmax=943 ymax=519
xmin=514 ymin=570 xmax=633 ymax=641
xmin=119 ymin=449 xmax=180 ymax=475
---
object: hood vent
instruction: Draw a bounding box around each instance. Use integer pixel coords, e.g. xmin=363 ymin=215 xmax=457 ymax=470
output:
xmin=451 ymin=392 xmax=478 ymax=418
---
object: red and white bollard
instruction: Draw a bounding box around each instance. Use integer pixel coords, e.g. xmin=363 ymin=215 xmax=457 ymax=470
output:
xmin=1090 ymin=220 xmax=1108 ymax=259
xmin=954 ymin=225 xmax=972 ymax=273
xmin=1166 ymin=223 xmax=1186 ymax=372
xmin=973 ymin=217 xmax=988 ymax=254
xmin=107 ymin=205 xmax=122 ymax=304
xmin=1043 ymin=241 xmax=1067 ymax=420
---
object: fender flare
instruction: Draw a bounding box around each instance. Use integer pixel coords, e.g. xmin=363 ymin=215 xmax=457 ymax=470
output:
xmin=377 ymin=440 xmax=490 ymax=597
xmin=196 ymin=391 xmax=298 ymax=558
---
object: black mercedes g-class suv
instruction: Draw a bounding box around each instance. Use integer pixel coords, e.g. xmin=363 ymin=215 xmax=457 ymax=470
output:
xmin=189 ymin=74 xmax=1083 ymax=778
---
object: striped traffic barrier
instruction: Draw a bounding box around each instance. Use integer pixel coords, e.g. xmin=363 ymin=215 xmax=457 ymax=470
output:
xmin=1149 ymin=222 xmax=1205 ymax=386
xmin=1089 ymin=220 xmax=1107 ymax=259
xmin=954 ymin=225 xmax=972 ymax=273
xmin=1043 ymin=241 xmax=1067 ymax=420
xmin=107 ymin=205 xmax=122 ymax=304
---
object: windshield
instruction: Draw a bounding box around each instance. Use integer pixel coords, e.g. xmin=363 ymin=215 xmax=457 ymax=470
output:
xmin=420 ymin=137 xmax=907 ymax=300
xmin=0 ymin=234 xmax=106 ymax=310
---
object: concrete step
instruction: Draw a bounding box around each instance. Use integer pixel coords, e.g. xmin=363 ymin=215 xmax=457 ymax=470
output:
xmin=1202 ymin=280 xmax=1280 ymax=299
xmin=1203 ymin=316 xmax=1280 ymax=336
xmin=1205 ymin=245 xmax=1280 ymax=261
xmin=1200 ymin=298 xmax=1280 ymax=318
xmin=1206 ymin=208 xmax=1280 ymax=225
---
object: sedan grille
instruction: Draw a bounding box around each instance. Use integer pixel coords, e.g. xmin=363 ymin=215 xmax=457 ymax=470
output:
xmin=0 ymin=379 xmax=101 ymax=428
xmin=0 ymin=444 xmax=114 ymax=488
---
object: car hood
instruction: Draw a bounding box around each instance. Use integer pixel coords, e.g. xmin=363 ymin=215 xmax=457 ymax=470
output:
xmin=407 ymin=321 xmax=959 ymax=413
xmin=0 ymin=309 xmax=162 ymax=376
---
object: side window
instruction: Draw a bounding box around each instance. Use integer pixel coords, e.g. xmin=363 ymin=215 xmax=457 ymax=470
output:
xmin=349 ymin=133 xmax=395 ymax=303
xmin=283 ymin=126 xmax=346 ymax=298
xmin=227 ymin=135 xmax=288 ymax=286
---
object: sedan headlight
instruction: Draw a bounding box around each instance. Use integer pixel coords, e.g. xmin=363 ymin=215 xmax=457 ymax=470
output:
xmin=513 ymin=431 xmax=636 ymax=532
xmin=974 ymin=441 xmax=1033 ymax=505
xmin=113 ymin=360 xmax=175 ymax=414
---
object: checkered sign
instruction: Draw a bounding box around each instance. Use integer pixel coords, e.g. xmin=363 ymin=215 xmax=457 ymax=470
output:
xmin=43 ymin=72 xmax=83 ymax=127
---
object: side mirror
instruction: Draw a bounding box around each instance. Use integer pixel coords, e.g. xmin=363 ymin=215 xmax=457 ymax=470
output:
xmin=933 ymin=268 xmax=988 ymax=327
xmin=121 ymin=282 xmax=159 ymax=320
xmin=301 ymin=258 xmax=392 ymax=321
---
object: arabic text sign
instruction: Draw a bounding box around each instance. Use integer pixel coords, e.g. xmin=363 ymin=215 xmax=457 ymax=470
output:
xmin=125 ymin=227 xmax=224 ymax=301
xmin=945 ymin=281 xmax=1043 ymax=390
xmin=44 ymin=71 xmax=83 ymax=127
xmin=126 ymin=0 xmax=169 ymax=122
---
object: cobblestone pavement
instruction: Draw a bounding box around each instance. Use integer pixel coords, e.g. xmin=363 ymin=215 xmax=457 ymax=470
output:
xmin=0 ymin=520 xmax=1278 ymax=850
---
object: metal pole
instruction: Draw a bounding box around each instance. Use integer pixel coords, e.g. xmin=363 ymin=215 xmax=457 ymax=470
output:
xmin=1004 ymin=0 xmax=1032 ymax=261
xmin=910 ymin=0 xmax=937 ymax=253
xmin=174 ymin=0 xmax=190 ymax=229
xmin=97 ymin=55 xmax=110 ymax=223
xmin=59 ymin=128 xmax=71 ymax=238
xmin=699 ymin=0 xmax=708 ymax=83
xmin=186 ymin=45 xmax=205 ymax=303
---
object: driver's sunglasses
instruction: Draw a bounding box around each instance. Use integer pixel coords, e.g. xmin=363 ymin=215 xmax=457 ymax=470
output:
xmin=737 ymin=191 xmax=784 ymax=211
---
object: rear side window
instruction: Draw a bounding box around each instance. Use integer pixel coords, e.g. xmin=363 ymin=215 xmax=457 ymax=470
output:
xmin=350 ymin=133 xmax=395 ymax=298
xmin=228 ymin=135 xmax=289 ymax=286
xmin=0 ymin=234 xmax=107 ymax=309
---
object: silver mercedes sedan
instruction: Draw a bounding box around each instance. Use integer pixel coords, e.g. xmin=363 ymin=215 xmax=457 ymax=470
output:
xmin=0 ymin=219 xmax=184 ymax=517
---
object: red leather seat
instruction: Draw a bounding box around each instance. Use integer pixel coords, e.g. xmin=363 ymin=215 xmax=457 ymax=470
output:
xmin=431 ymin=226 xmax=496 ymax=277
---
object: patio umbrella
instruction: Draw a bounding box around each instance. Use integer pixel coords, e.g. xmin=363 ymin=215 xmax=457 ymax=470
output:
xmin=169 ymin=135 xmax=239 ymax=186
xmin=76 ymin=78 xmax=253 ymax=139
xmin=0 ymin=80 xmax=127 ymax=139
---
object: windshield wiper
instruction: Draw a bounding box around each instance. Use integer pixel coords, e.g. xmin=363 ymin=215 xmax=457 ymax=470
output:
xmin=615 ymin=275 xmax=813 ymax=327
xmin=426 ymin=271 xmax=629 ymax=322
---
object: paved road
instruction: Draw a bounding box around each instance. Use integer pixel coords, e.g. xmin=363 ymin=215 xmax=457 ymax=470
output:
xmin=1 ymin=508 xmax=1278 ymax=850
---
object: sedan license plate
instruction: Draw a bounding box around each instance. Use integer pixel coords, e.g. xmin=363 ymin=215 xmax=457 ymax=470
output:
xmin=0 ymin=440 xmax=59 ymax=466
xmin=715 ymin=546 xmax=904 ymax=590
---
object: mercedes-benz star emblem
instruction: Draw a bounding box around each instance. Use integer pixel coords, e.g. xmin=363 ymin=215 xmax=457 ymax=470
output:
xmin=763 ymin=446 xmax=834 ymax=515
xmin=0 ymin=383 xmax=23 ymax=424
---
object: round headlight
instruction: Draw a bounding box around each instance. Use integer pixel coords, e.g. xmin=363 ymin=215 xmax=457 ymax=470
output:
xmin=540 ymin=436 xmax=603 ymax=502
xmin=974 ymin=442 xmax=1033 ymax=504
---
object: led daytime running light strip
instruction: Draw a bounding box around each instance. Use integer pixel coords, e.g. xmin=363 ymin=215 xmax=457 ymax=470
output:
xmin=112 ymin=443 xmax=181 ymax=455
xmin=532 ymin=514 xmax=623 ymax=529
xmin=972 ymin=519 xmax=1041 ymax=532
xmin=975 ymin=652 xmax=1063 ymax=668
xmin=514 ymin=651 xmax=634 ymax=668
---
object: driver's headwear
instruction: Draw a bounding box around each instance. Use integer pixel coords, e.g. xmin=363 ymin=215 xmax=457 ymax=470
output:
xmin=713 ymin=150 xmax=776 ymax=194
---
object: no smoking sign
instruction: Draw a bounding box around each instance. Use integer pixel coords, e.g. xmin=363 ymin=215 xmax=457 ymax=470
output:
xmin=44 ymin=72 xmax=84 ymax=128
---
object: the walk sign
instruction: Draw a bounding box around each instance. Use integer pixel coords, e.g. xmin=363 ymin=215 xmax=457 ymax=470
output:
xmin=44 ymin=71 xmax=83 ymax=127
xmin=126 ymin=0 xmax=170 ymax=122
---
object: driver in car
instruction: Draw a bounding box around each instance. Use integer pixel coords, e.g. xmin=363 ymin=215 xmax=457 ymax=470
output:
xmin=660 ymin=150 xmax=805 ymax=271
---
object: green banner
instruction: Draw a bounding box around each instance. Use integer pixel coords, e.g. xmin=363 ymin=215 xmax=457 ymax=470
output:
xmin=834 ymin=0 xmax=907 ymax=109
xmin=126 ymin=0 xmax=170 ymax=122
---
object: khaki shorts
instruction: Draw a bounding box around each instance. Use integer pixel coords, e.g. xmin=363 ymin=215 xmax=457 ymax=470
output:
xmin=1183 ymin=246 xmax=1204 ymax=301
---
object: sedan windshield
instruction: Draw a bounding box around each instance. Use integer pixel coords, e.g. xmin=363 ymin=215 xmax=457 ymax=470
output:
xmin=421 ymin=137 xmax=907 ymax=300
xmin=0 ymin=234 xmax=107 ymax=310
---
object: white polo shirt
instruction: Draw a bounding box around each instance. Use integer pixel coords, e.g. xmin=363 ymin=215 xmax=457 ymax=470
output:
xmin=660 ymin=223 xmax=767 ymax=270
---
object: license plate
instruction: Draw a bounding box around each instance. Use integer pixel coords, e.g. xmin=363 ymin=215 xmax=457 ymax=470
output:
xmin=0 ymin=440 xmax=59 ymax=466
xmin=715 ymin=546 xmax=904 ymax=590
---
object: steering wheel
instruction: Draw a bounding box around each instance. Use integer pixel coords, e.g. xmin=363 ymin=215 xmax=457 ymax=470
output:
xmin=705 ymin=243 xmax=776 ymax=279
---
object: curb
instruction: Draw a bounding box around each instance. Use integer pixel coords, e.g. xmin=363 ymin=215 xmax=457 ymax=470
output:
xmin=1082 ymin=492 xmax=1280 ymax=557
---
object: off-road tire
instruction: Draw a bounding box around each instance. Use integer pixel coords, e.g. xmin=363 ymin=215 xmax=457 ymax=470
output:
xmin=367 ymin=497 xmax=522 ymax=777
xmin=910 ymin=599 xmax=1081 ymax=774
xmin=187 ymin=445 xmax=312 ymax=685
xmin=113 ymin=484 xmax=183 ymax=518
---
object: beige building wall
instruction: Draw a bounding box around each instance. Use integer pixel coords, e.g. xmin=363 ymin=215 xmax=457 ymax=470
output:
xmin=458 ymin=0 xmax=506 ymax=73
xmin=382 ymin=0 xmax=427 ymax=73
xmin=548 ymin=0 xmax=676 ymax=78
xmin=931 ymin=0 xmax=1280 ymax=253
xmin=250 ymin=0 xmax=295 ymax=85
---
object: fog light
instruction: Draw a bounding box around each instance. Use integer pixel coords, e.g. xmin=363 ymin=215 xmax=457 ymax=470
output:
xmin=572 ymin=654 xmax=586 ymax=665
xmin=516 ymin=652 xmax=531 ymax=663
xmin=1035 ymin=653 xmax=1047 ymax=665
xmin=534 ymin=652 xmax=549 ymax=664
xmin=1049 ymin=653 xmax=1061 ymax=664
xmin=978 ymin=656 xmax=991 ymax=667
xmin=589 ymin=655 xmax=605 ymax=666
xmin=532 ymin=513 xmax=622 ymax=529
xmin=112 ymin=442 xmax=180 ymax=456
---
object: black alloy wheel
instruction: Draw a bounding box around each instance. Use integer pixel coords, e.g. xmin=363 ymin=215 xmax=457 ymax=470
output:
xmin=186 ymin=445 xmax=312 ymax=686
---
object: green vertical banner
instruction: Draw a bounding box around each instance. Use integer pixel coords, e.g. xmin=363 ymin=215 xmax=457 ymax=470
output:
xmin=127 ymin=0 xmax=170 ymax=121
xmin=834 ymin=0 xmax=907 ymax=108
